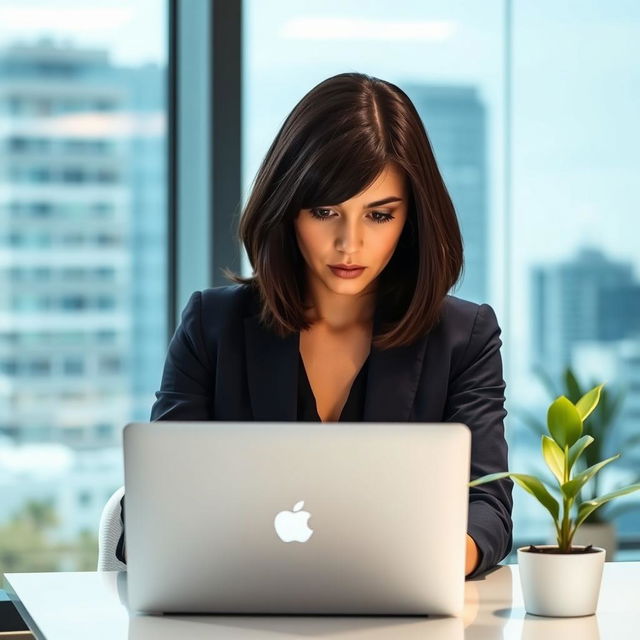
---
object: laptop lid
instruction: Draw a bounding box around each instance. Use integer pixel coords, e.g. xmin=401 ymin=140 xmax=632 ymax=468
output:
xmin=123 ymin=421 xmax=471 ymax=616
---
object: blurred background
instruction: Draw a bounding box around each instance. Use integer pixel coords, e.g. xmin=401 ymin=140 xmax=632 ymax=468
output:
xmin=0 ymin=0 xmax=638 ymax=572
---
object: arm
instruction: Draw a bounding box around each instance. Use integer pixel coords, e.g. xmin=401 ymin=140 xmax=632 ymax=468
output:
xmin=444 ymin=303 xmax=514 ymax=579
xmin=116 ymin=290 xmax=216 ymax=565
xmin=150 ymin=290 xmax=216 ymax=421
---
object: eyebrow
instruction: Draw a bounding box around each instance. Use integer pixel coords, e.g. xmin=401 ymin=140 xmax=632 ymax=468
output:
xmin=314 ymin=196 xmax=404 ymax=210
xmin=365 ymin=196 xmax=403 ymax=208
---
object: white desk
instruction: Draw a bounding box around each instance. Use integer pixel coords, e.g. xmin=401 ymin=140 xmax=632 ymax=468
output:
xmin=4 ymin=562 xmax=640 ymax=639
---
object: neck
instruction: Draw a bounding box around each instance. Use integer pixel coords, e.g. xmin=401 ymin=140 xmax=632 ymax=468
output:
xmin=303 ymin=275 xmax=376 ymax=332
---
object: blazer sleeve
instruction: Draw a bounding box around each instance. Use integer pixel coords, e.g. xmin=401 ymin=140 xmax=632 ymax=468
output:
xmin=116 ymin=290 xmax=215 ymax=564
xmin=150 ymin=290 xmax=215 ymax=421
xmin=444 ymin=303 xmax=514 ymax=579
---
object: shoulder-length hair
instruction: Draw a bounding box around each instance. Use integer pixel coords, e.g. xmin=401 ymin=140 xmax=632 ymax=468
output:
xmin=223 ymin=72 xmax=463 ymax=350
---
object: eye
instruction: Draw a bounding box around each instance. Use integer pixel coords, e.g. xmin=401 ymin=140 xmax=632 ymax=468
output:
xmin=370 ymin=211 xmax=395 ymax=224
xmin=309 ymin=207 xmax=333 ymax=220
xmin=309 ymin=207 xmax=395 ymax=224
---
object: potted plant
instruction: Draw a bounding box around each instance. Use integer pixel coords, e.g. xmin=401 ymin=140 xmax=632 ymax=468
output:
xmin=469 ymin=382 xmax=640 ymax=617
xmin=517 ymin=365 xmax=640 ymax=559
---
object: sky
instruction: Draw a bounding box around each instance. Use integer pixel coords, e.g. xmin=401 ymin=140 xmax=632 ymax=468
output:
xmin=0 ymin=0 xmax=166 ymax=66
xmin=1 ymin=0 xmax=639 ymax=403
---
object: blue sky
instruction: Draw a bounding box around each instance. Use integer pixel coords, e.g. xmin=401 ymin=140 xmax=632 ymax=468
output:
xmin=0 ymin=0 xmax=166 ymax=65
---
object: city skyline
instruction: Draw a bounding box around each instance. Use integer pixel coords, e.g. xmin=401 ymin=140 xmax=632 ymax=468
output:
xmin=1 ymin=0 xmax=638 ymax=570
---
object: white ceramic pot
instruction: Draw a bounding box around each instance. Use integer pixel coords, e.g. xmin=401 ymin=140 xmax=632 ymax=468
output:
xmin=517 ymin=545 xmax=606 ymax=617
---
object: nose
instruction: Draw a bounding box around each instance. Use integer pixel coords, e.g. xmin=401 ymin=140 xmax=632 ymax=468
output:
xmin=335 ymin=219 xmax=363 ymax=254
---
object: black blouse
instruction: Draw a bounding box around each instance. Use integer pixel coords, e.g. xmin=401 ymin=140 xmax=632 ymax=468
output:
xmin=297 ymin=351 xmax=370 ymax=421
xmin=115 ymin=352 xmax=371 ymax=563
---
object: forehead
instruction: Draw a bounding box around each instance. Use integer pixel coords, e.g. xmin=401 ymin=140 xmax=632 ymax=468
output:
xmin=348 ymin=163 xmax=406 ymax=202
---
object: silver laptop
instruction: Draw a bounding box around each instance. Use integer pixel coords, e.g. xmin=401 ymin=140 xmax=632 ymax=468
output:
xmin=122 ymin=421 xmax=471 ymax=617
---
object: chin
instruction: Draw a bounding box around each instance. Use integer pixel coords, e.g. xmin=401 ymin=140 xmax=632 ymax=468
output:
xmin=324 ymin=278 xmax=370 ymax=296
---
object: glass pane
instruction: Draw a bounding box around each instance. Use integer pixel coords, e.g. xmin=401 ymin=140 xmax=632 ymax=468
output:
xmin=243 ymin=0 xmax=506 ymax=309
xmin=243 ymin=0 xmax=512 ymax=545
xmin=245 ymin=0 xmax=640 ymax=562
xmin=511 ymin=0 xmax=640 ymax=556
xmin=0 ymin=0 xmax=167 ymax=571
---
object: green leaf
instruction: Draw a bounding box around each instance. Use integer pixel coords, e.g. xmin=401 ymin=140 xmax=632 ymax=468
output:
xmin=469 ymin=472 xmax=559 ymax=522
xmin=564 ymin=367 xmax=583 ymax=404
xmin=547 ymin=396 xmax=583 ymax=448
xmin=468 ymin=471 xmax=512 ymax=487
xmin=575 ymin=384 xmax=604 ymax=424
xmin=574 ymin=483 xmax=640 ymax=531
xmin=542 ymin=435 xmax=565 ymax=484
xmin=561 ymin=454 xmax=620 ymax=500
xmin=567 ymin=435 xmax=594 ymax=473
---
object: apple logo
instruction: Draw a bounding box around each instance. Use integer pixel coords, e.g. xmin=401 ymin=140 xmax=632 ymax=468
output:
xmin=274 ymin=500 xmax=314 ymax=542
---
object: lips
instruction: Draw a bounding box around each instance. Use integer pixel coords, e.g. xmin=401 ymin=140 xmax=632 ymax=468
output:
xmin=328 ymin=265 xmax=366 ymax=279
xmin=328 ymin=264 xmax=364 ymax=270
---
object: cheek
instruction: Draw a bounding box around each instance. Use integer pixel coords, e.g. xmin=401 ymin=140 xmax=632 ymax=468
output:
xmin=295 ymin=220 xmax=324 ymax=262
xmin=375 ymin=226 xmax=405 ymax=258
xmin=298 ymin=220 xmax=332 ymax=249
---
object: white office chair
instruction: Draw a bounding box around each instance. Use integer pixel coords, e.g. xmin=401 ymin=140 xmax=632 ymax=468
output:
xmin=97 ymin=485 xmax=127 ymax=571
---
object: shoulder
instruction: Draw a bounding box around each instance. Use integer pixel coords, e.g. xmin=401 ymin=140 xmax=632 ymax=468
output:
xmin=439 ymin=294 xmax=500 ymax=332
xmin=175 ymin=284 xmax=258 ymax=352
xmin=440 ymin=294 xmax=480 ymax=323
xmin=435 ymin=295 xmax=502 ymax=371
xmin=195 ymin=283 xmax=259 ymax=328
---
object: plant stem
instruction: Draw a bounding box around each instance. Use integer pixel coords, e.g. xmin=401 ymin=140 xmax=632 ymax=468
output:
xmin=558 ymin=495 xmax=570 ymax=551
xmin=558 ymin=444 xmax=573 ymax=552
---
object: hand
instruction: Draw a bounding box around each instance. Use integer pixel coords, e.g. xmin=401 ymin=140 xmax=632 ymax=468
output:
xmin=465 ymin=533 xmax=479 ymax=576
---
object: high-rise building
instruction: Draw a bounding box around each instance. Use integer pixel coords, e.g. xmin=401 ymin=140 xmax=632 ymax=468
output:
xmin=598 ymin=284 xmax=640 ymax=343
xmin=0 ymin=39 xmax=166 ymax=447
xmin=531 ymin=247 xmax=637 ymax=381
xmin=403 ymin=85 xmax=488 ymax=303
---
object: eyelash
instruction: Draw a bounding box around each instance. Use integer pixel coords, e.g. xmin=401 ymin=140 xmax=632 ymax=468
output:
xmin=308 ymin=207 xmax=395 ymax=224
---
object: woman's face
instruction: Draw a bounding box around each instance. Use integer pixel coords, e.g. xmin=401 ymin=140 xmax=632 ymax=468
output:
xmin=294 ymin=163 xmax=408 ymax=300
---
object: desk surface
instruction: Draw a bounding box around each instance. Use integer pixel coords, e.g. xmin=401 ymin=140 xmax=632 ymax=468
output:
xmin=4 ymin=562 xmax=640 ymax=639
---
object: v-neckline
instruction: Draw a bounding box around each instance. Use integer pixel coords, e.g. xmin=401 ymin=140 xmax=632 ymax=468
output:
xmin=298 ymin=351 xmax=370 ymax=422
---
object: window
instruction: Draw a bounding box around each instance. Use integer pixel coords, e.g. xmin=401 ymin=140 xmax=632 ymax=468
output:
xmin=99 ymin=356 xmax=122 ymax=374
xmin=0 ymin=0 xmax=168 ymax=572
xmin=244 ymin=0 xmax=640 ymax=558
xmin=63 ymin=358 xmax=84 ymax=376
xmin=511 ymin=2 xmax=640 ymax=556
xmin=28 ymin=358 xmax=51 ymax=376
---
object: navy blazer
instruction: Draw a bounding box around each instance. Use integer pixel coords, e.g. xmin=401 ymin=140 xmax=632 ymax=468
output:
xmin=122 ymin=283 xmax=514 ymax=579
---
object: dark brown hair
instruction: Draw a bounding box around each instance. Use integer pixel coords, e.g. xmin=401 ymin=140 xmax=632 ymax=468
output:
xmin=223 ymin=72 xmax=463 ymax=349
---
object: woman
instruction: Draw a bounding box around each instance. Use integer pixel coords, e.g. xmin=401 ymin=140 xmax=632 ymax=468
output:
xmin=116 ymin=72 xmax=513 ymax=579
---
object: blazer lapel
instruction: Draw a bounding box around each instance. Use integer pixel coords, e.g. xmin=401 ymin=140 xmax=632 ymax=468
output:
xmin=362 ymin=311 xmax=430 ymax=422
xmin=244 ymin=307 xmax=430 ymax=422
xmin=244 ymin=314 xmax=300 ymax=421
